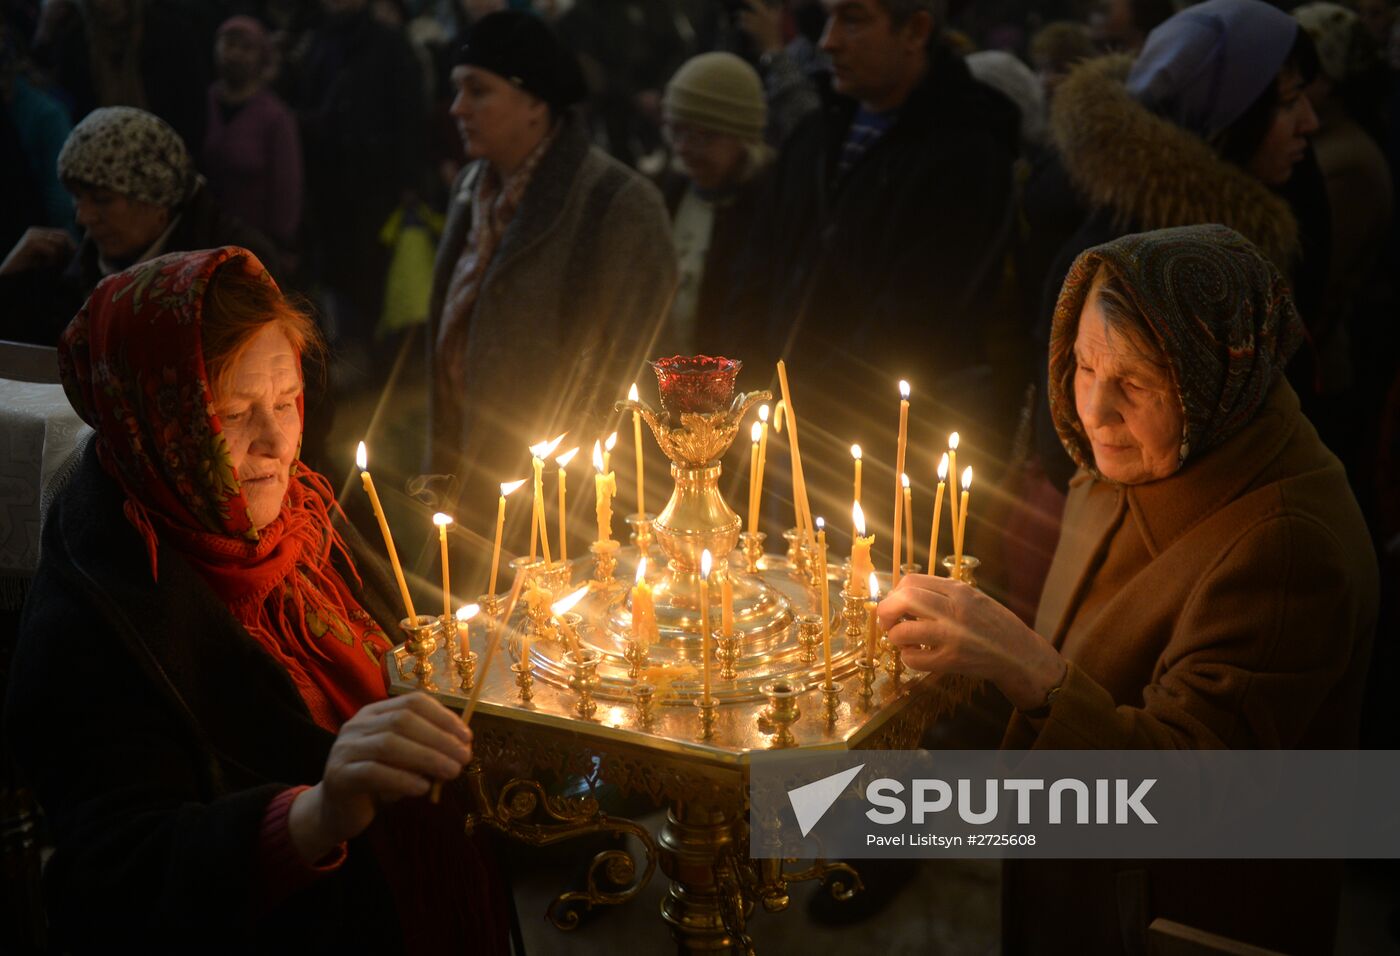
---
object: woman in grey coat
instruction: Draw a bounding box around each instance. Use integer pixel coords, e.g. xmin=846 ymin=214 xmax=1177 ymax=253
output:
xmin=428 ymin=11 xmax=677 ymax=546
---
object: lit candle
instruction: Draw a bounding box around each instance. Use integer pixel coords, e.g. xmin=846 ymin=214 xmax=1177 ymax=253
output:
xmin=947 ymin=432 xmax=960 ymax=543
xmin=901 ymin=473 xmax=914 ymax=570
xmin=455 ymin=602 xmax=480 ymax=657
xmin=851 ymin=443 xmax=863 ymax=510
xmin=849 ymin=501 xmax=874 ymax=597
xmin=864 ymin=572 xmax=880 ymax=661
xmin=555 ymin=446 xmax=579 ymax=564
xmin=356 ymin=441 xmax=416 ymax=620
xmin=489 ymin=479 xmax=526 ymax=599
xmin=528 ymin=435 xmax=564 ymax=565
xmin=699 ymin=549 xmax=714 ymax=700
xmin=747 ymin=420 xmax=762 ymax=532
xmin=775 ymin=362 xmax=814 ymax=549
xmin=892 ymin=380 xmax=910 ymax=586
xmin=816 ymin=516 xmax=831 ymax=686
xmin=592 ymin=440 xmax=616 ymax=544
xmin=928 ymin=454 xmax=947 ymax=577
xmin=632 ymin=557 xmax=656 ymax=651
xmin=552 ymin=584 xmax=589 ymax=655
xmin=602 ymin=431 xmax=617 ymax=475
xmin=433 ymin=512 xmax=453 ymax=620
xmin=953 ymin=466 xmax=972 ymax=578
xmin=629 ymin=383 xmax=645 ymax=517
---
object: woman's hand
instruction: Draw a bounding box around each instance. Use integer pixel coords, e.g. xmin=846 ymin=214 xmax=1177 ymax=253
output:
xmin=877 ymin=574 xmax=1067 ymax=713
xmin=288 ymin=693 xmax=473 ymax=863
xmin=0 ymin=227 xmax=76 ymax=275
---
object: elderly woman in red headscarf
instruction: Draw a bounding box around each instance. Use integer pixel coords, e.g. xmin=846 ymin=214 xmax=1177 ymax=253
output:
xmin=3 ymin=247 xmax=510 ymax=953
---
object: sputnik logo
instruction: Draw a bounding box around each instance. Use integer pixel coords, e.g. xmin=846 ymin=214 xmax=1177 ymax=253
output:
xmin=787 ymin=764 xmax=865 ymax=837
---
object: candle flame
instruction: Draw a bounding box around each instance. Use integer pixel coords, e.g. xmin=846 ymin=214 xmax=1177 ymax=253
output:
xmin=899 ymin=379 xmax=910 ymax=399
xmin=853 ymin=501 xmax=866 ymax=536
xmin=456 ymin=603 xmax=480 ymax=622
xmin=949 ymin=431 xmax=960 ymax=451
xmin=501 ymin=478 xmax=527 ymax=497
xmin=700 ymin=549 xmax=712 ymax=578
xmin=531 ymin=434 xmax=565 ymax=459
xmin=962 ymin=465 xmax=973 ymax=490
xmin=432 ymin=512 xmax=453 ymax=528
xmin=551 ymin=584 xmax=589 ymax=616
xmin=773 ymin=400 xmax=785 ymax=433
xmin=555 ymin=446 xmax=579 ymax=468
xmin=851 ymin=443 xmax=862 ymax=460
xmin=636 ymin=556 xmax=648 ymax=584
xmin=592 ymin=440 xmax=604 ymax=472
xmin=751 ymin=421 xmax=762 ymax=443
xmin=815 ymin=515 xmax=825 ymax=531
xmin=604 ymin=431 xmax=618 ymax=452
xmin=869 ymin=571 xmax=879 ymax=600
xmin=901 ymin=472 xmax=910 ymax=489
xmin=355 ymin=441 xmax=367 ymax=471
xmin=628 ymin=382 xmax=639 ymax=402
xmin=759 ymin=404 xmax=770 ymax=423
xmin=937 ymin=453 xmax=948 ymax=481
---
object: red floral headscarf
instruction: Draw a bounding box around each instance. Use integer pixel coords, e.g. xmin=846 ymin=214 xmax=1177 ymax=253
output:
xmin=58 ymin=247 xmax=392 ymax=729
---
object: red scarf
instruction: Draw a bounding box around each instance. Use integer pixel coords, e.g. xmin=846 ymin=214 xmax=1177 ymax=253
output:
xmin=59 ymin=247 xmax=392 ymax=729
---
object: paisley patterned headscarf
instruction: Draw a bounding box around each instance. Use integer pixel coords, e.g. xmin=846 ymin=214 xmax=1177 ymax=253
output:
xmin=58 ymin=247 xmax=392 ymax=729
xmin=1048 ymin=224 xmax=1305 ymax=479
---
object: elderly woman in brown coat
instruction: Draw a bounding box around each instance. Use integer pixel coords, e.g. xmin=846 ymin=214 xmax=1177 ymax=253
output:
xmin=880 ymin=224 xmax=1377 ymax=953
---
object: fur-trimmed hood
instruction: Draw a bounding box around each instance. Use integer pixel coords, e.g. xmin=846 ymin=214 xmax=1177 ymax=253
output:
xmin=1050 ymin=54 xmax=1300 ymax=269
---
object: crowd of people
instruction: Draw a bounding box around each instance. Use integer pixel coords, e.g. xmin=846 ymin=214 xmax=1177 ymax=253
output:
xmin=3 ymin=0 xmax=1399 ymax=952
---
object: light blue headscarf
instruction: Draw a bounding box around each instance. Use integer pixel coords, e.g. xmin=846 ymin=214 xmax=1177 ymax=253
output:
xmin=1126 ymin=0 xmax=1299 ymax=139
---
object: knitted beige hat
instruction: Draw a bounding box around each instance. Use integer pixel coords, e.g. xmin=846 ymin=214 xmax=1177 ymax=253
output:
xmin=663 ymin=52 xmax=766 ymax=142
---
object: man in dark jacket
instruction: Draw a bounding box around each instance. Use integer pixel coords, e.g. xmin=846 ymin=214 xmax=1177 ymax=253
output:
xmin=729 ymin=0 xmax=1018 ymax=537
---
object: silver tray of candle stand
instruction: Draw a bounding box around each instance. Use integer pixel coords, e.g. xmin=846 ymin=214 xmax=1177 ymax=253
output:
xmin=515 ymin=547 xmax=871 ymax=705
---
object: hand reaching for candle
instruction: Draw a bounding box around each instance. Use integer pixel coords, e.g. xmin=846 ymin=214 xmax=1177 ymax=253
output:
xmin=877 ymin=575 xmax=1067 ymax=713
xmin=288 ymin=693 xmax=473 ymax=863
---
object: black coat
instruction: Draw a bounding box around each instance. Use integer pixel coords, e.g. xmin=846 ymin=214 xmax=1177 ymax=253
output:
xmin=2 ymin=447 xmax=485 ymax=954
xmin=730 ymin=45 xmax=1019 ymax=384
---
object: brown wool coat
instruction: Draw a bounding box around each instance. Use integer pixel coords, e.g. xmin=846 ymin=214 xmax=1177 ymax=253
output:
xmin=1005 ymin=382 xmax=1378 ymax=750
xmin=1000 ymin=383 xmax=1378 ymax=956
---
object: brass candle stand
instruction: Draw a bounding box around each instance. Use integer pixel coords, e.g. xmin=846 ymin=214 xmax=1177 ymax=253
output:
xmin=757 ymin=678 xmax=804 ymax=748
xmin=384 ymin=357 xmax=977 ymax=953
xmin=942 ymin=554 xmax=981 ymax=586
xmin=717 ymin=629 xmax=740 ymax=681
xmin=447 ymin=613 xmax=478 ymax=691
xmin=564 ymin=648 xmax=600 ymax=719
xmin=399 ymin=614 xmax=439 ymax=683
xmin=795 ymin=613 xmax=822 ymax=665
xmin=840 ymin=587 xmax=866 ymax=639
xmin=739 ymin=530 xmax=766 ymax=573
xmin=478 ymin=591 xmax=504 ymax=621
xmin=590 ymin=539 xmax=620 ymax=588
xmin=623 ymin=638 xmax=650 ymax=680
xmin=626 ymin=513 xmax=655 ymax=556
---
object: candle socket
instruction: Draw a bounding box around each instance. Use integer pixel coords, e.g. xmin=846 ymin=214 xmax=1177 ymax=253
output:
xmin=623 ymin=637 xmax=650 ymax=680
xmin=841 ymin=588 xmax=866 ymax=639
xmin=632 ymin=682 xmax=656 ymax=729
xmin=564 ymin=648 xmax=600 ymax=719
xmin=525 ymin=593 xmax=555 ymax=640
xmin=695 ymin=694 xmax=719 ymax=740
xmin=542 ymin=560 xmax=571 ymax=594
xmin=795 ymin=613 xmax=822 ymax=665
xmin=717 ymin=631 xmax=740 ymax=681
xmin=477 ymin=592 xmax=504 ymax=621
xmin=511 ymin=660 xmax=535 ymax=703
xmin=900 ymin=562 xmax=923 ymax=578
xmin=739 ymin=530 xmax=766 ymax=573
xmin=883 ymin=634 xmax=906 ymax=682
xmin=399 ymin=615 xmax=439 ymax=682
xmin=509 ymin=555 xmax=546 ymax=586
xmin=625 ymin=513 xmax=655 ymax=555
xmin=589 ymin=539 xmax=621 ymax=588
xmin=821 ymin=680 xmax=843 ymax=726
xmin=941 ymin=554 xmax=981 ymax=587
xmin=758 ymin=679 xmax=804 ymax=748
xmin=782 ymin=528 xmax=811 ymax=579
xmin=856 ymin=659 xmax=879 ymax=706
xmin=452 ymin=648 xmax=479 ymax=692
